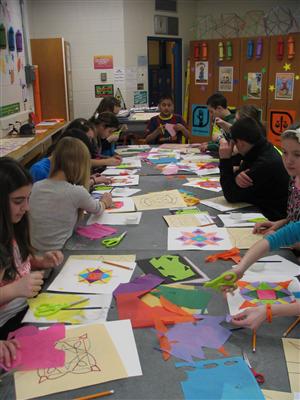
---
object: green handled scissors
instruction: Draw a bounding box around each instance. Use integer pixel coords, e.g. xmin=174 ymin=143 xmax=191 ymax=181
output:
xmin=34 ymin=298 xmax=89 ymax=317
xmin=203 ymin=271 xmax=237 ymax=291
xmin=102 ymin=231 xmax=127 ymax=248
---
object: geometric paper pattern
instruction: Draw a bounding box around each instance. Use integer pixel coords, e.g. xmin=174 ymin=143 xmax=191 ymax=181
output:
xmin=78 ymin=268 xmax=112 ymax=285
xmin=177 ymin=228 xmax=223 ymax=248
xmin=238 ymin=280 xmax=296 ymax=309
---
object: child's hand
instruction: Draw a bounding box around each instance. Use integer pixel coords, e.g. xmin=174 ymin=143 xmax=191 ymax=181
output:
xmin=219 ymin=138 xmax=234 ymax=159
xmin=14 ymin=271 xmax=44 ymax=298
xmin=101 ymin=193 xmax=113 ymax=209
xmin=231 ymin=306 xmax=266 ymax=330
xmin=92 ymin=174 xmax=112 ymax=185
xmin=252 ymin=221 xmax=274 ymax=235
xmin=200 ymin=142 xmax=208 ymax=152
xmin=0 ymin=339 xmax=20 ymax=368
xmin=42 ymin=251 xmax=64 ymax=268
xmin=174 ymin=123 xmax=185 ymax=132
xmin=235 ymin=170 xmax=253 ymax=188
xmin=106 ymin=157 xmax=122 ymax=166
xmin=220 ymin=267 xmax=243 ymax=294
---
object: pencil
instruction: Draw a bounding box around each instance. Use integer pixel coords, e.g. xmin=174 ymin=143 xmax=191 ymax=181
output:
xmin=283 ymin=316 xmax=300 ymax=337
xmin=102 ymin=260 xmax=133 ymax=271
xmin=256 ymin=260 xmax=282 ymax=263
xmin=200 ymin=222 xmax=216 ymax=228
xmin=73 ymin=389 xmax=114 ymax=400
xmin=252 ymin=330 xmax=256 ymax=353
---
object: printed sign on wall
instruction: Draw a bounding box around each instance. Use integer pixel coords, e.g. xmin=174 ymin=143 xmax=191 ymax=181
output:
xmin=191 ymin=105 xmax=210 ymax=137
xmin=94 ymin=55 xmax=113 ymax=69
xmin=275 ymin=73 xmax=294 ymax=100
xmin=195 ymin=61 xmax=208 ymax=85
xmin=95 ymin=84 xmax=114 ymax=98
xmin=247 ymin=72 xmax=262 ymax=99
xmin=219 ymin=66 xmax=233 ymax=92
xmin=133 ymin=90 xmax=147 ymax=106
xmin=268 ymin=109 xmax=296 ymax=147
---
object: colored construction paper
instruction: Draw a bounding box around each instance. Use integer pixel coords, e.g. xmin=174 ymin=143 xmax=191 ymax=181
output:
xmin=137 ymin=254 xmax=209 ymax=284
xmin=158 ymin=316 xmax=231 ymax=363
xmin=176 ymin=356 xmax=264 ymax=400
xmin=150 ymin=157 xmax=179 ymax=164
xmin=2 ymin=324 xmax=66 ymax=371
xmin=151 ymin=285 xmax=212 ymax=311
xmin=76 ymin=223 xmax=117 ymax=240
xmin=282 ymin=338 xmax=300 ymax=393
xmin=113 ymin=273 xmax=164 ymax=296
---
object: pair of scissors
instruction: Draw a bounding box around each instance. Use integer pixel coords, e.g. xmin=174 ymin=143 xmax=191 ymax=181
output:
xmin=203 ymin=271 xmax=237 ymax=291
xmin=34 ymin=298 xmax=89 ymax=317
xmin=243 ymin=352 xmax=265 ymax=384
xmin=101 ymin=231 xmax=127 ymax=248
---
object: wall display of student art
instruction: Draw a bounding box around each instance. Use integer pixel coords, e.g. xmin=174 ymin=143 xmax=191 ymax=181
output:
xmin=191 ymin=104 xmax=210 ymax=136
xmin=275 ymin=73 xmax=294 ymax=100
xmin=94 ymin=84 xmax=114 ymax=98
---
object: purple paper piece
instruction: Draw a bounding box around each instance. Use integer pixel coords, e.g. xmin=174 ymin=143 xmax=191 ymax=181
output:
xmin=76 ymin=223 xmax=117 ymax=240
xmin=225 ymin=314 xmax=232 ymax=323
xmin=113 ymin=273 xmax=165 ymax=297
xmin=2 ymin=324 xmax=66 ymax=371
xmin=159 ymin=315 xmax=231 ymax=363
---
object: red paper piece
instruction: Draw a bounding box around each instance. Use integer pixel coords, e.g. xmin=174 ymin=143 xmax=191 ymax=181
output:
xmin=2 ymin=324 xmax=66 ymax=371
xmin=205 ymin=247 xmax=241 ymax=263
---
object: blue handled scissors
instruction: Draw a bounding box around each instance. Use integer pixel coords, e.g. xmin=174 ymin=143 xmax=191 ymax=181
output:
xmin=101 ymin=231 xmax=127 ymax=248
xmin=203 ymin=271 xmax=237 ymax=291
xmin=34 ymin=298 xmax=89 ymax=317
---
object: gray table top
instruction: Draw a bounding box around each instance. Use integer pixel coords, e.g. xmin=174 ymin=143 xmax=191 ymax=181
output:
xmin=2 ymin=159 xmax=299 ymax=400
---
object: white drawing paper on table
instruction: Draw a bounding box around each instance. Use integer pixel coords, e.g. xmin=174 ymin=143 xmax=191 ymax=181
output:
xmin=14 ymin=320 xmax=142 ymax=400
xmin=201 ymin=196 xmax=251 ymax=211
xmin=22 ymin=293 xmax=112 ymax=324
xmin=132 ymin=189 xmax=187 ymax=211
xmin=119 ymin=157 xmax=142 ymax=168
xmin=102 ymin=168 xmax=138 ymax=175
xmin=112 ymin=188 xmax=141 ymax=197
xmin=218 ymin=213 xmax=266 ymax=227
xmin=87 ymin=212 xmax=142 ymax=226
xmin=105 ymin=197 xmax=135 ymax=213
xmin=183 ymin=177 xmax=222 ymax=192
xmin=47 ymin=257 xmax=136 ymax=294
xmin=244 ymin=255 xmax=300 ymax=281
xmin=193 ymin=167 xmax=220 ymax=176
xmin=110 ymin=175 xmax=139 ymax=186
xmin=168 ymin=226 xmax=233 ymax=251
xmin=226 ymin=278 xmax=299 ymax=316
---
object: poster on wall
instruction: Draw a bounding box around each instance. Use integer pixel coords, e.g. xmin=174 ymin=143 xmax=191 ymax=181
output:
xmin=218 ymin=66 xmax=233 ymax=92
xmin=275 ymin=73 xmax=294 ymax=100
xmin=95 ymin=84 xmax=114 ymax=98
xmin=94 ymin=55 xmax=113 ymax=69
xmin=133 ymin=90 xmax=147 ymax=106
xmin=268 ymin=109 xmax=296 ymax=147
xmin=195 ymin=61 xmax=208 ymax=85
xmin=247 ymin=72 xmax=262 ymax=99
xmin=191 ymin=105 xmax=210 ymax=137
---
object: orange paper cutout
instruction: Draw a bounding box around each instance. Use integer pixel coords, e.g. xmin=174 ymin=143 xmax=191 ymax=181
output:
xmin=205 ymin=247 xmax=241 ymax=263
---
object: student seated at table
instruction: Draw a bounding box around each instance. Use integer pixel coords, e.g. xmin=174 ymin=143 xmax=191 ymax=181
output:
xmin=29 ymin=137 xmax=113 ymax=252
xmin=30 ymin=125 xmax=112 ymax=186
xmin=0 ymin=158 xmax=63 ymax=340
xmin=200 ymin=93 xmax=235 ymax=153
xmin=219 ymin=117 xmax=289 ymax=221
xmin=90 ymin=112 xmax=123 ymax=166
xmin=222 ymin=221 xmax=300 ymax=330
xmin=145 ymin=95 xmax=189 ymax=144
xmin=253 ymin=125 xmax=300 ymax=254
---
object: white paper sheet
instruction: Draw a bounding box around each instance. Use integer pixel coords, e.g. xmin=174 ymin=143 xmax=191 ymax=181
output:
xmin=218 ymin=213 xmax=266 ymax=227
xmin=102 ymin=168 xmax=138 ymax=175
xmin=87 ymin=211 xmax=142 ymax=225
xmin=47 ymin=258 xmax=136 ymax=294
xmin=168 ymin=226 xmax=232 ymax=251
xmin=112 ymin=188 xmax=141 ymax=197
xmin=110 ymin=175 xmax=139 ymax=186
xmin=183 ymin=177 xmax=222 ymax=192
xmin=201 ymin=196 xmax=251 ymax=211
xmin=105 ymin=197 xmax=135 ymax=213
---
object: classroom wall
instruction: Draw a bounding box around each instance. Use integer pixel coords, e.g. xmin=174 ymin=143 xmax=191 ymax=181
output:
xmin=27 ymin=0 xmax=126 ymax=119
xmin=194 ymin=0 xmax=300 ymax=39
xmin=26 ymin=0 xmax=196 ymax=118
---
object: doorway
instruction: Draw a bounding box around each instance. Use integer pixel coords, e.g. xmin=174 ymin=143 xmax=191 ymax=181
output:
xmin=147 ymin=37 xmax=182 ymax=114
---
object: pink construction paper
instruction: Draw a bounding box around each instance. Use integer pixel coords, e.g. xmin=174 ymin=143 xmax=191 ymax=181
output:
xmin=2 ymin=324 xmax=66 ymax=371
xmin=76 ymin=223 xmax=117 ymax=240
xmin=162 ymin=164 xmax=179 ymax=175
xmin=165 ymin=123 xmax=177 ymax=138
xmin=257 ymin=289 xmax=276 ymax=300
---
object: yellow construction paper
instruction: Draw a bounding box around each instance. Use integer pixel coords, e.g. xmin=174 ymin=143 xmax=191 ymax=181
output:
xmin=282 ymin=338 xmax=300 ymax=393
xmin=226 ymin=227 xmax=261 ymax=249
xmin=262 ymin=390 xmax=293 ymax=400
xmin=132 ymin=190 xmax=187 ymax=211
xmin=15 ymin=323 xmax=127 ymax=400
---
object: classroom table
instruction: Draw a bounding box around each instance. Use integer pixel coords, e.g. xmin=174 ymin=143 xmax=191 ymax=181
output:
xmin=1 ymin=156 xmax=299 ymax=400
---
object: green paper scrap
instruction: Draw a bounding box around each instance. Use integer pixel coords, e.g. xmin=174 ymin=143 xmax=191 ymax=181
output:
xmin=261 ymin=67 xmax=266 ymax=74
xmin=94 ymin=185 xmax=113 ymax=191
xmin=247 ymin=217 xmax=267 ymax=223
xmin=151 ymin=285 xmax=212 ymax=312
xmin=174 ymin=209 xmax=201 ymax=215
xmin=242 ymin=95 xmax=248 ymax=101
xmin=150 ymin=255 xmax=196 ymax=281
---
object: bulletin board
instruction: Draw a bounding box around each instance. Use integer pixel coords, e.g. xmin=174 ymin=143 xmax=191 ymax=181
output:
xmin=239 ymin=36 xmax=270 ymax=122
xmin=266 ymin=33 xmax=300 ymax=147
xmin=0 ymin=1 xmax=27 ymax=118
